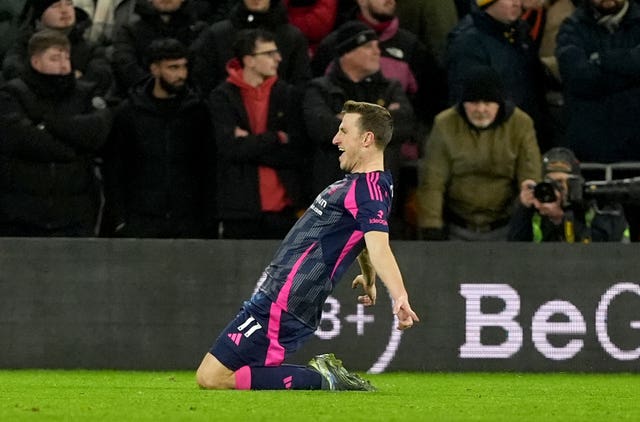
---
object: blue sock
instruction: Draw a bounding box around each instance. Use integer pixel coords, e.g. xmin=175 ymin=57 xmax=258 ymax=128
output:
xmin=237 ymin=364 xmax=324 ymax=390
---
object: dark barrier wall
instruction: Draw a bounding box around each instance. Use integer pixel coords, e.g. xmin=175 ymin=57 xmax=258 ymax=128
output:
xmin=1 ymin=238 xmax=639 ymax=372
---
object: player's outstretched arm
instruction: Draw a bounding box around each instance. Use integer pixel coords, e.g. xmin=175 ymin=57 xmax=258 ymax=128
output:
xmin=363 ymin=231 xmax=420 ymax=330
xmin=352 ymin=248 xmax=377 ymax=306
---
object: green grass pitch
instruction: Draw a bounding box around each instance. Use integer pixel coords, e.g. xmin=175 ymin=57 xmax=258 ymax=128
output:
xmin=1 ymin=370 xmax=639 ymax=421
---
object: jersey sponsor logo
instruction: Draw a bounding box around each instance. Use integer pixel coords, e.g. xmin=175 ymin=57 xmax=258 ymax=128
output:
xmin=310 ymin=194 xmax=328 ymax=216
xmin=369 ymin=211 xmax=388 ymax=226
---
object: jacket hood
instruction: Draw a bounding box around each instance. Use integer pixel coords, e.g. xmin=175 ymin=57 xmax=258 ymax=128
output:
xmin=225 ymin=57 xmax=278 ymax=96
xmin=456 ymin=100 xmax=515 ymax=131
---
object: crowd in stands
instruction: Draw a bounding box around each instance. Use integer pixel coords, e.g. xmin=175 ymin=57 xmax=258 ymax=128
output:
xmin=1 ymin=0 xmax=639 ymax=242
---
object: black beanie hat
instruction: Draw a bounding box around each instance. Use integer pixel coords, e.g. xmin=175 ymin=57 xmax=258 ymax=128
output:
xmin=460 ymin=65 xmax=504 ymax=103
xmin=31 ymin=0 xmax=59 ymax=20
xmin=335 ymin=21 xmax=378 ymax=57
xmin=542 ymin=147 xmax=581 ymax=176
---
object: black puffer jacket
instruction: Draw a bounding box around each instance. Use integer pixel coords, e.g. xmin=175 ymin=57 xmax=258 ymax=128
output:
xmin=0 ymin=68 xmax=112 ymax=232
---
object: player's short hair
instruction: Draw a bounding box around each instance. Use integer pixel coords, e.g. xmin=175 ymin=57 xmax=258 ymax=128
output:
xmin=233 ymin=28 xmax=276 ymax=66
xmin=341 ymin=100 xmax=393 ymax=147
xmin=145 ymin=38 xmax=188 ymax=67
xmin=27 ymin=29 xmax=70 ymax=58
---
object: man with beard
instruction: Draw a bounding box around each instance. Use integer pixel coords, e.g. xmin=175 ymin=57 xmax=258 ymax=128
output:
xmin=103 ymin=38 xmax=212 ymax=238
xmin=111 ymin=0 xmax=206 ymax=97
xmin=556 ymin=0 xmax=640 ymax=241
xmin=416 ymin=65 xmax=542 ymax=241
xmin=0 ymin=29 xmax=112 ymax=236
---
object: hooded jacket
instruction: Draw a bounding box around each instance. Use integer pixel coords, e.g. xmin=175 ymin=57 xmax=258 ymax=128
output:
xmin=416 ymin=102 xmax=542 ymax=230
xmin=210 ymin=59 xmax=307 ymax=220
xmin=103 ymin=77 xmax=211 ymax=235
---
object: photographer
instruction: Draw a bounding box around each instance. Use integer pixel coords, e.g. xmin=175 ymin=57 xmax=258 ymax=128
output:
xmin=508 ymin=147 xmax=630 ymax=243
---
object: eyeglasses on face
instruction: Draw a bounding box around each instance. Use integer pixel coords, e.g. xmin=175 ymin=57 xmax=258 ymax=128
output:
xmin=250 ymin=49 xmax=280 ymax=58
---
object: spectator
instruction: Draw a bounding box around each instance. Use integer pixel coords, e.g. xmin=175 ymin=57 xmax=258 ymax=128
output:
xmin=211 ymin=29 xmax=307 ymax=239
xmin=303 ymin=21 xmax=415 ymax=199
xmin=283 ymin=0 xmax=337 ymax=57
xmin=3 ymin=0 xmax=113 ymax=94
xmin=395 ymin=0 xmax=459 ymax=69
xmin=555 ymin=0 xmax=640 ymax=163
xmin=447 ymin=0 xmax=551 ymax=151
xmin=416 ymin=65 xmax=541 ymax=241
xmin=111 ymin=0 xmax=206 ymax=97
xmin=312 ymin=0 xmax=444 ymax=124
xmin=0 ymin=30 xmax=112 ymax=236
xmin=508 ymin=147 xmax=630 ymax=242
xmin=191 ymin=0 xmax=311 ymax=97
xmin=73 ymin=0 xmax=138 ymax=46
xmin=103 ymin=38 xmax=211 ymax=238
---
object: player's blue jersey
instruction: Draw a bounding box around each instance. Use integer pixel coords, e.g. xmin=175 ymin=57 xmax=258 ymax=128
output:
xmin=256 ymin=171 xmax=393 ymax=328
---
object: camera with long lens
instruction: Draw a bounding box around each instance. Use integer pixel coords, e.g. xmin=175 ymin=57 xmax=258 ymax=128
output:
xmin=533 ymin=176 xmax=640 ymax=207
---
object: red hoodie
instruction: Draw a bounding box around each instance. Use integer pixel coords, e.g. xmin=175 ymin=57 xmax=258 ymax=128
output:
xmin=225 ymin=59 xmax=291 ymax=212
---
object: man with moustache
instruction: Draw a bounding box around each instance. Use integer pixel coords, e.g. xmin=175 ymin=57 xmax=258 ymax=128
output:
xmin=415 ymin=65 xmax=542 ymax=241
xmin=103 ymin=38 xmax=211 ymax=238
xmin=111 ymin=0 xmax=206 ymax=96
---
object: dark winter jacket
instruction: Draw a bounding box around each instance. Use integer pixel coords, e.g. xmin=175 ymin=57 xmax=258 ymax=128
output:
xmin=111 ymin=0 xmax=206 ymax=95
xmin=447 ymin=10 xmax=547 ymax=143
xmin=103 ymin=77 xmax=212 ymax=237
xmin=1 ymin=8 xmax=113 ymax=95
xmin=190 ymin=0 xmax=311 ymax=96
xmin=556 ymin=2 xmax=640 ymax=162
xmin=303 ymin=62 xmax=415 ymax=194
xmin=0 ymin=68 xmax=112 ymax=232
xmin=210 ymin=68 xmax=307 ymax=220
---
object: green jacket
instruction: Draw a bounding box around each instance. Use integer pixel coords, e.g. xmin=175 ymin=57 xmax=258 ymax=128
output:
xmin=417 ymin=104 xmax=541 ymax=229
